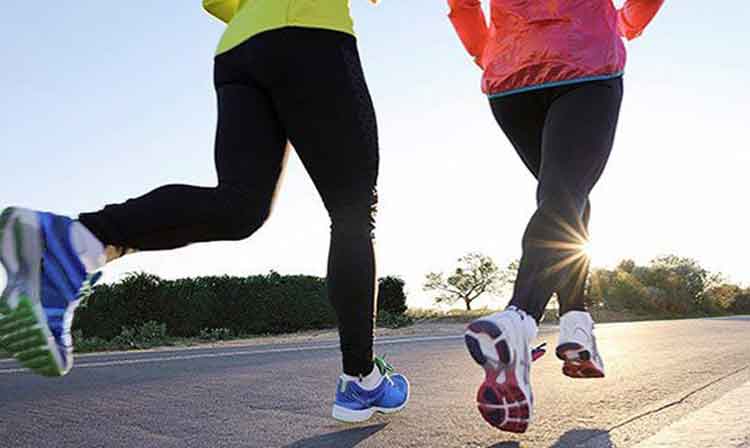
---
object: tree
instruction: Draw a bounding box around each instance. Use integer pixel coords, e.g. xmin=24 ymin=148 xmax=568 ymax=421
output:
xmin=586 ymin=268 xmax=614 ymax=308
xmin=730 ymin=291 xmax=750 ymax=314
xmin=617 ymin=259 xmax=636 ymax=274
xmin=605 ymin=271 xmax=653 ymax=312
xmin=645 ymin=255 xmax=720 ymax=312
xmin=423 ymin=253 xmax=513 ymax=310
xmin=583 ymin=256 xmax=744 ymax=316
xmin=377 ymin=276 xmax=408 ymax=314
xmin=704 ymin=283 xmax=742 ymax=311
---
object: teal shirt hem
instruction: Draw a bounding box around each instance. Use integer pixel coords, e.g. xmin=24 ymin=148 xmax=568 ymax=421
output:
xmin=487 ymin=72 xmax=625 ymax=99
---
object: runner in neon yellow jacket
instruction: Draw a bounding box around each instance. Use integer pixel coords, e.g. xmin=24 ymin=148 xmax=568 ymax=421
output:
xmin=0 ymin=0 xmax=409 ymax=426
xmin=204 ymin=0 xmax=378 ymax=54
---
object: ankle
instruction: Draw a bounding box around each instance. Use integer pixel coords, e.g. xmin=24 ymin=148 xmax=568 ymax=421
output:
xmin=104 ymin=245 xmax=137 ymax=263
xmin=506 ymin=306 xmax=539 ymax=343
xmin=341 ymin=365 xmax=382 ymax=391
xmin=69 ymin=222 xmax=106 ymax=273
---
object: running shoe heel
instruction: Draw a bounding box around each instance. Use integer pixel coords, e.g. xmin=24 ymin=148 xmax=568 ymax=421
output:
xmin=556 ymin=342 xmax=604 ymax=378
xmin=0 ymin=297 xmax=63 ymax=377
xmin=0 ymin=207 xmax=66 ymax=377
xmin=465 ymin=317 xmax=531 ymax=433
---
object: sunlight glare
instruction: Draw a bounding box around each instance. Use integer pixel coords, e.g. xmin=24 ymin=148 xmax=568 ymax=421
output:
xmin=581 ymin=240 xmax=594 ymax=260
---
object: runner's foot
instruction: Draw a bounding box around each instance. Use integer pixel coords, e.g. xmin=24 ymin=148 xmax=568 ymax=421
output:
xmin=556 ymin=310 xmax=605 ymax=378
xmin=464 ymin=307 xmax=538 ymax=433
xmin=0 ymin=207 xmax=101 ymax=376
xmin=332 ymin=356 xmax=410 ymax=423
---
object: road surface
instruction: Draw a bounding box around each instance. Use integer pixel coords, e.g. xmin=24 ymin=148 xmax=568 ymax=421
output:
xmin=1 ymin=317 xmax=749 ymax=447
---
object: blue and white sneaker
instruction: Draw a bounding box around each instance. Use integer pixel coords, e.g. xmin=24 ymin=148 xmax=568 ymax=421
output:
xmin=332 ymin=356 xmax=410 ymax=423
xmin=0 ymin=207 xmax=101 ymax=377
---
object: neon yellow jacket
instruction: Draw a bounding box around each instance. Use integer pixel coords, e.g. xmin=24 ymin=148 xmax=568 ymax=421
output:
xmin=204 ymin=0 xmax=356 ymax=54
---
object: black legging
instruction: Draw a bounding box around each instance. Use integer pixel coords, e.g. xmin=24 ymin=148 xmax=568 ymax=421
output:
xmin=490 ymin=77 xmax=623 ymax=322
xmin=80 ymin=28 xmax=379 ymax=376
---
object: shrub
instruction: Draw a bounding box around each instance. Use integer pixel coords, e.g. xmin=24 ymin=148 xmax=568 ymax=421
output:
xmin=75 ymin=272 xmax=336 ymax=339
xmin=199 ymin=328 xmax=233 ymax=341
xmin=377 ymin=310 xmax=414 ymax=329
xmin=377 ymin=276 xmax=408 ymax=314
xmin=74 ymin=271 xmax=412 ymax=342
xmin=110 ymin=321 xmax=168 ymax=350
xmin=72 ymin=330 xmax=112 ymax=352
xmin=603 ymin=271 xmax=653 ymax=313
xmin=74 ymin=273 xmax=164 ymax=340
xmin=730 ymin=293 xmax=750 ymax=314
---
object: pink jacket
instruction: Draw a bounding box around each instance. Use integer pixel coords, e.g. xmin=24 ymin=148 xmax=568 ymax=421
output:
xmin=448 ymin=0 xmax=665 ymax=96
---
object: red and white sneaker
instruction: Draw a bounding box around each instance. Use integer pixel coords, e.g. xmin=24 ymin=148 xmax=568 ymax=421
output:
xmin=556 ymin=311 xmax=605 ymax=378
xmin=464 ymin=307 xmax=539 ymax=433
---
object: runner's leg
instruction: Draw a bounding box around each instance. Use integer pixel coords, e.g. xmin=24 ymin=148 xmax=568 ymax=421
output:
xmin=0 ymin=47 xmax=289 ymax=377
xmin=508 ymin=78 xmax=623 ymax=321
xmin=78 ymin=54 xmax=288 ymax=252
xmin=490 ymin=89 xmax=590 ymax=316
xmin=273 ymin=29 xmax=379 ymax=377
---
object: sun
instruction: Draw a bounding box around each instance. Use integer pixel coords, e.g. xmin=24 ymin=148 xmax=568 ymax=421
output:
xmin=580 ymin=240 xmax=595 ymax=260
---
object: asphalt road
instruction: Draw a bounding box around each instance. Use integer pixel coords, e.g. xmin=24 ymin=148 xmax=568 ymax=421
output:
xmin=1 ymin=317 xmax=749 ymax=448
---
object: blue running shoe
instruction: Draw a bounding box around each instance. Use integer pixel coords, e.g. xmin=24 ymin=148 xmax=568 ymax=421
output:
xmin=0 ymin=207 xmax=101 ymax=377
xmin=332 ymin=356 xmax=410 ymax=423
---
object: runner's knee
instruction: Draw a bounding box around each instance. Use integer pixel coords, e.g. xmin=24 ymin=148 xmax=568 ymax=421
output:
xmin=216 ymin=184 xmax=273 ymax=240
xmin=329 ymin=205 xmax=376 ymax=239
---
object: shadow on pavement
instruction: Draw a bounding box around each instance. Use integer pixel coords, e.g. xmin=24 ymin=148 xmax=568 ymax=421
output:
xmin=486 ymin=429 xmax=611 ymax=448
xmin=487 ymin=442 xmax=521 ymax=448
xmin=550 ymin=428 xmax=611 ymax=447
xmin=285 ymin=423 xmax=387 ymax=448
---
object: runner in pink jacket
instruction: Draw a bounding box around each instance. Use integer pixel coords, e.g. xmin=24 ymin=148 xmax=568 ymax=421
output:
xmin=451 ymin=0 xmax=665 ymax=434
xmin=449 ymin=0 xmax=664 ymax=96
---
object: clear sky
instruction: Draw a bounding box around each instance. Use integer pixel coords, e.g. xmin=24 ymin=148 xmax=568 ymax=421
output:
xmin=2 ymin=1 xmax=748 ymax=308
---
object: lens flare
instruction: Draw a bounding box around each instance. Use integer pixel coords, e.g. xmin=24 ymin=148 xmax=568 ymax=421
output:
xmin=528 ymin=207 xmax=594 ymax=296
xmin=581 ymin=240 xmax=594 ymax=259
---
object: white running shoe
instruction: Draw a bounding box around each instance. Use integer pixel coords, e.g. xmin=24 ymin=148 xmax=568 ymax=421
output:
xmin=464 ymin=307 xmax=539 ymax=433
xmin=556 ymin=311 xmax=605 ymax=378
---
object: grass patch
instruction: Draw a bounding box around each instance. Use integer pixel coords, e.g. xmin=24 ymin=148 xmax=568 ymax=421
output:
xmin=11 ymin=308 xmax=732 ymax=357
xmin=377 ymin=310 xmax=415 ymax=329
xmin=406 ymin=308 xmax=499 ymax=323
xmin=73 ymin=322 xmax=249 ymax=353
xmin=69 ymin=311 xmax=418 ymax=353
xmin=407 ymin=307 xmax=731 ymax=325
xmin=542 ymin=308 xmax=730 ymax=324
xmin=73 ymin=321 xmax=170 ymax=352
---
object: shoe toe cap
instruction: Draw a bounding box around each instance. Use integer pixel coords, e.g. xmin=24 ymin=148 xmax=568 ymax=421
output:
xmin=381 ymin=374 xmax=409 ymax=407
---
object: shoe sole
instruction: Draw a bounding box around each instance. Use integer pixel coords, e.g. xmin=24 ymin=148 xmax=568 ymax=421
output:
xmin=465 ymin=320 xmax=531 ymax=433
xmin=555 ymin=342 xmax=604 ymax=378
xmin=0 ymin=207 xmax=66 ymax=377
xmin=331 ymin=377 xmax=411 ymax=423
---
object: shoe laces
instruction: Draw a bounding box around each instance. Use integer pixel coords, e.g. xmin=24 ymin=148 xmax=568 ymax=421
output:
xmin=76 ymin=271 xmax=103 ymax=302
xmin=506 ymin=305 xmax=526 ymax=320
xmin=531 ymin=342 xmax=547 ymax=362
xmin=373 ymin=355 xmax=395 ymax=385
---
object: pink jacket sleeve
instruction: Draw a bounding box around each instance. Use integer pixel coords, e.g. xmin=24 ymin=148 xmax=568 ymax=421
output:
xmin=617 ymin=0 xmax=666 ymax=40
xmin=447 ymin=0 xmax=489 ymax=67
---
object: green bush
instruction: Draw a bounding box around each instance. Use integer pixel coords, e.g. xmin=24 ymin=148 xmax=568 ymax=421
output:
xmin=72 ymin=330 xmax=112 ymax=352
xmin=730 ymin=293 xmax=750 ymax=314
xmin=377 ymin=310 xmax=414 ymax=329
xmin=74 ymin=273 xmax=164 ymax=340
xmin=110 ymin=321 xmax=168 ymax=350
xmin=604 ymin=271 xmax=654 ymax=313
xmin=199 ymin=328 xmax=233 ymax=341
xmin=72 ymin=321 xmax=169 ymax=352
xmin=75 ymin=272 xmax=337 ymax=339
xmin=74 ymin=271 xmax=411 ymax=343
xmin=378 ymin=276 xmax=408 ymax=314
